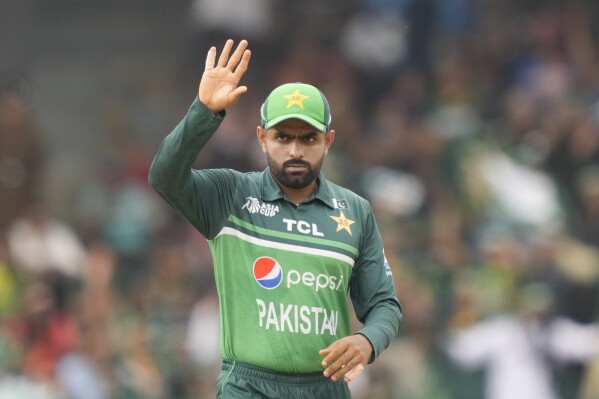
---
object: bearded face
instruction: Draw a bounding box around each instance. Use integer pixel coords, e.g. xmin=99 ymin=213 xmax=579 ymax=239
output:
xmin=266 ymin=153 xmax=324 ymax=190
xmin=257 ymin=118 xmax=334 ymax=199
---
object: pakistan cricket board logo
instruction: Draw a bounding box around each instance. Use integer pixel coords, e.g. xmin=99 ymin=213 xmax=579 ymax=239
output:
xmin=242 ymin=196 xmax=279 ymax=217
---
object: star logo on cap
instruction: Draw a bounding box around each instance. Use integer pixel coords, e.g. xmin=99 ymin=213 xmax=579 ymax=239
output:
xmin=284 ymin=89 xmax=309 ymax=109
xmin=330 ymin=211 xmax=355 ymax=236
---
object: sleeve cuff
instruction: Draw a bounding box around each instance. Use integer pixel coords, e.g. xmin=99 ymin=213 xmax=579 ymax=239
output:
xmin=354 ymin=332 xmax=376 ymax=363
xmin=194 ymin=96 xmax=226 ymax=118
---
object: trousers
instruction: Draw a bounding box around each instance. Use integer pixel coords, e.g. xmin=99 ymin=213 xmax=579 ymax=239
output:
xmin=216 ymin=359 xmax=351 ymax=399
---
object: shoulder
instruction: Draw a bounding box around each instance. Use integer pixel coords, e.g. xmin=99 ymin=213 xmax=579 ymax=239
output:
xmin=192 ymin=168 xmax=262 ymax=189
xmin=324 ymin=179 xmax=373 ymax=213
xmin=197 ymin=168 xmax=260 ymax=179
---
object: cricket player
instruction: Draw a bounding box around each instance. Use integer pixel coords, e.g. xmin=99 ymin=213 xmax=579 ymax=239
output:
xmin=148 ymin=39 xmax=402 ymax=399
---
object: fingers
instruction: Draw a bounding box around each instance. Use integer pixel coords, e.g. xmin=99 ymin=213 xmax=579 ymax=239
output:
xmin=205 ymin=46 xmax=217 ymax=71
xmin=319 ymin=346 xmax=338 ymax=369
xmin=210 ymin=39 xmax=250 ymax=78
xmin=217 ymin=39 xmax=234 ymax=68
xmin=320 ymin=346 xmax=356 ymax=382
xmin=323 ymin=351 xmax=358 ymax=382
xmin=227 ymin=40 xmax=249 ymax=71
xmin=320 ymin=336 xmax=370 ymax=383
xmin=325 ymin=358 xmax=363 ymax=382
xmin=344 ymin=364 xmax=365 ymax=383
xmin=228 ymin=86 xmax=248 ymax=104
xmin=199 ymin=39 xmax=250 ymax=110
xmin=233 ymin=48 xmax=252 ymax=80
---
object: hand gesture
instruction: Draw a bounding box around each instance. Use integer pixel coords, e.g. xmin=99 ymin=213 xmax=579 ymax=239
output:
xmin=198 ymin=39 xmax=251 ymax=113
xmin=319 ymin=334 xmax=372 ymax=383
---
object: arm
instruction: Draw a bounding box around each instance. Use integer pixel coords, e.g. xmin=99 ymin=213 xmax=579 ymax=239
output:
xmin=549 ymin=317 xmax=599 ymax=362
xmin=443 ymin=318 xmax=501 ymax=368
xmin=148 ymin=101 xmax=237 ymax=237
xmin=320 ymin=207 xmax=402 ymax=382
xmin=351 ymin=209 xmax=402 ymax=358
xmin=148 ymin=40 xmax=252 ymax=237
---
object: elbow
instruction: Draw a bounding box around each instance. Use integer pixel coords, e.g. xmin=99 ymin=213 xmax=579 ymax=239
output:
xmin=147 ymin=162 xmax=158 ymax=189
xmin=395 ymin=303 xmax=403 ymax=333
xmin=147 ymin=160 xmax=165 ymax=194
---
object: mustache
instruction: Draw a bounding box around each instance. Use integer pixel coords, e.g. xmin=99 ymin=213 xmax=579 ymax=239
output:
xmin=283 ymin=159 xmax=311 ymax=168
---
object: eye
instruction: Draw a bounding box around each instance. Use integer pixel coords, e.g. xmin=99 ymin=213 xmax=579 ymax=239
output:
xmin=303 ymin=135 xmax=317 ymax=143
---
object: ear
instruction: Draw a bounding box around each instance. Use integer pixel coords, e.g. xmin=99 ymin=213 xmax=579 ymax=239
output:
xmin=256 ymin=126 xmax=267 ymax=153
xmin=324 ymin=130 xmax=335 ymax=155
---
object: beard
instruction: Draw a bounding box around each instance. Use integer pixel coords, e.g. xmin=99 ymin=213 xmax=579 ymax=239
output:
xmin=267 ymin=155 xmax=323 ymax=190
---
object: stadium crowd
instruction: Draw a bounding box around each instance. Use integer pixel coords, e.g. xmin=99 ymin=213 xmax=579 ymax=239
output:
xmin=1 ymin=0 xmax=599 ymax=398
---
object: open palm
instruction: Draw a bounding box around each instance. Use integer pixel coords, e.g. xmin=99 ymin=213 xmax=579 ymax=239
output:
xmin=198 ymin=39 xmax=251 ymax=113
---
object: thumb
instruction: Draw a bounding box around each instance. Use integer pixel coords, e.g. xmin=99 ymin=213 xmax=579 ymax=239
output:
xmin=228 ymin=86 xmax=248 ymax=104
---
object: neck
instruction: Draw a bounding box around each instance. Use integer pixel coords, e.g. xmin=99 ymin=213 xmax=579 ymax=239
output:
xmin=280 ymin=180 xmax=318 ymax=205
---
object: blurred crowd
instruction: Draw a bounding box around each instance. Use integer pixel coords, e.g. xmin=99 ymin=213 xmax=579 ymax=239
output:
xmin=2 ymin=0 xmax=599 ymax=398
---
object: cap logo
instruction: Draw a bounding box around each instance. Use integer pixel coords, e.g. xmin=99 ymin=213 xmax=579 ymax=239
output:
xmin=284 ymin=89 xmax=309 ymax=109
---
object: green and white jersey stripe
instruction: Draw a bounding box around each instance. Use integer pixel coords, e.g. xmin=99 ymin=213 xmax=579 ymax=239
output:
xmin=217 ymin=226 xmax=356 ymax=267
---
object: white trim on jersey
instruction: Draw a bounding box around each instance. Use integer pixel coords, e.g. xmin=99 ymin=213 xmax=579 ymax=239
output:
xmin=217 ymin=227 xmax=356 ymax=267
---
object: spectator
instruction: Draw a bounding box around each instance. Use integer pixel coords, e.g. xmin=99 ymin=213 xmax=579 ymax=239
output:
xmin=444 ymin=282 xmax=599 ymax=399
xmin=0 ymin=77 xmax=44 ymax=229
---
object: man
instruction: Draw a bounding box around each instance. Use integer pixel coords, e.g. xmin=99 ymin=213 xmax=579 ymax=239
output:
xmin=148 ymin=39 xmax=402 ymax=398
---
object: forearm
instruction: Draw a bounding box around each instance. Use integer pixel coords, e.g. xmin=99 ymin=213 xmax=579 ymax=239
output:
xmin=148 ymin=97 xmax=224 ymax=201
xmin=351 ymin=209 xmax=402 ymax=362
xmin=356 ymin=298 xmax=402 ymax=362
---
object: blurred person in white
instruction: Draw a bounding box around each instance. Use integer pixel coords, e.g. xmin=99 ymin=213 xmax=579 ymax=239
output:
xmin=55 ymin=352 xmax=107 ymax=399
xmin=6 ymin=202 xmax=86 ymax=278
xmin=444 ymin=281 xmax=599 ymax=399
xmin=0 ymin=376 xmax=61 ymax=399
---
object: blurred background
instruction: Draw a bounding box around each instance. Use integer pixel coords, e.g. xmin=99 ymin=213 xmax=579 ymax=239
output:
xmin=2 ymin=0 xmax=599 ymax=398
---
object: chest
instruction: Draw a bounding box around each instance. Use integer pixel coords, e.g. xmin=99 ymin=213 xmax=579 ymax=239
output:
xmin=231 ymin=195 xmax=362 ymax=255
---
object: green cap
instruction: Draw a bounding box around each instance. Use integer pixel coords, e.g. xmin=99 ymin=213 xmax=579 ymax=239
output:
xmin=260 ymin=83 xmax=332 ymax=132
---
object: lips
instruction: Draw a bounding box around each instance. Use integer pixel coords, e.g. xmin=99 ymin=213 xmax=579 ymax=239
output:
xmin=285 ymin=164 xmax=308 ymax=173
xmin=284 ymin=160 xmax=310 ymax=173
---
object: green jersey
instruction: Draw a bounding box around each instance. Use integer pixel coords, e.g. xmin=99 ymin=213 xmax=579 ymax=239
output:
xmin=149 ymin=98 xmax=402 ymax=373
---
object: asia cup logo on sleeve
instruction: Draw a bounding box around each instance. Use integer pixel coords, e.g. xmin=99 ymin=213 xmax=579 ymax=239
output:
xmin=383 ymin=253 xmax=393 ymax=276
xmin=253 ymin=257 xmax=283 ymax=289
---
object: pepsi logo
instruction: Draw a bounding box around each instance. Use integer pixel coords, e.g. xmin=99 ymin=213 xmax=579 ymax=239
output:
xmin=253 ymin=257 xmax=283 ymax=289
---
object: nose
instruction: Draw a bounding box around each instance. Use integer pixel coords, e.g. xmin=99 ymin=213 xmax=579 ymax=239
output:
xmin=288 ymin=139 xmax=304 ymax=159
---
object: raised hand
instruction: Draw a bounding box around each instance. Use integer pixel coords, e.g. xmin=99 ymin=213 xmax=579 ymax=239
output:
xmin=198 ymin=39 xmax=251 ymax=113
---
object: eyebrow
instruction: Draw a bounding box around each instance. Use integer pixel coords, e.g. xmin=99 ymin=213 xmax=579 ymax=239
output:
xmin=273 ymin=130 xmax=319 ymax=138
